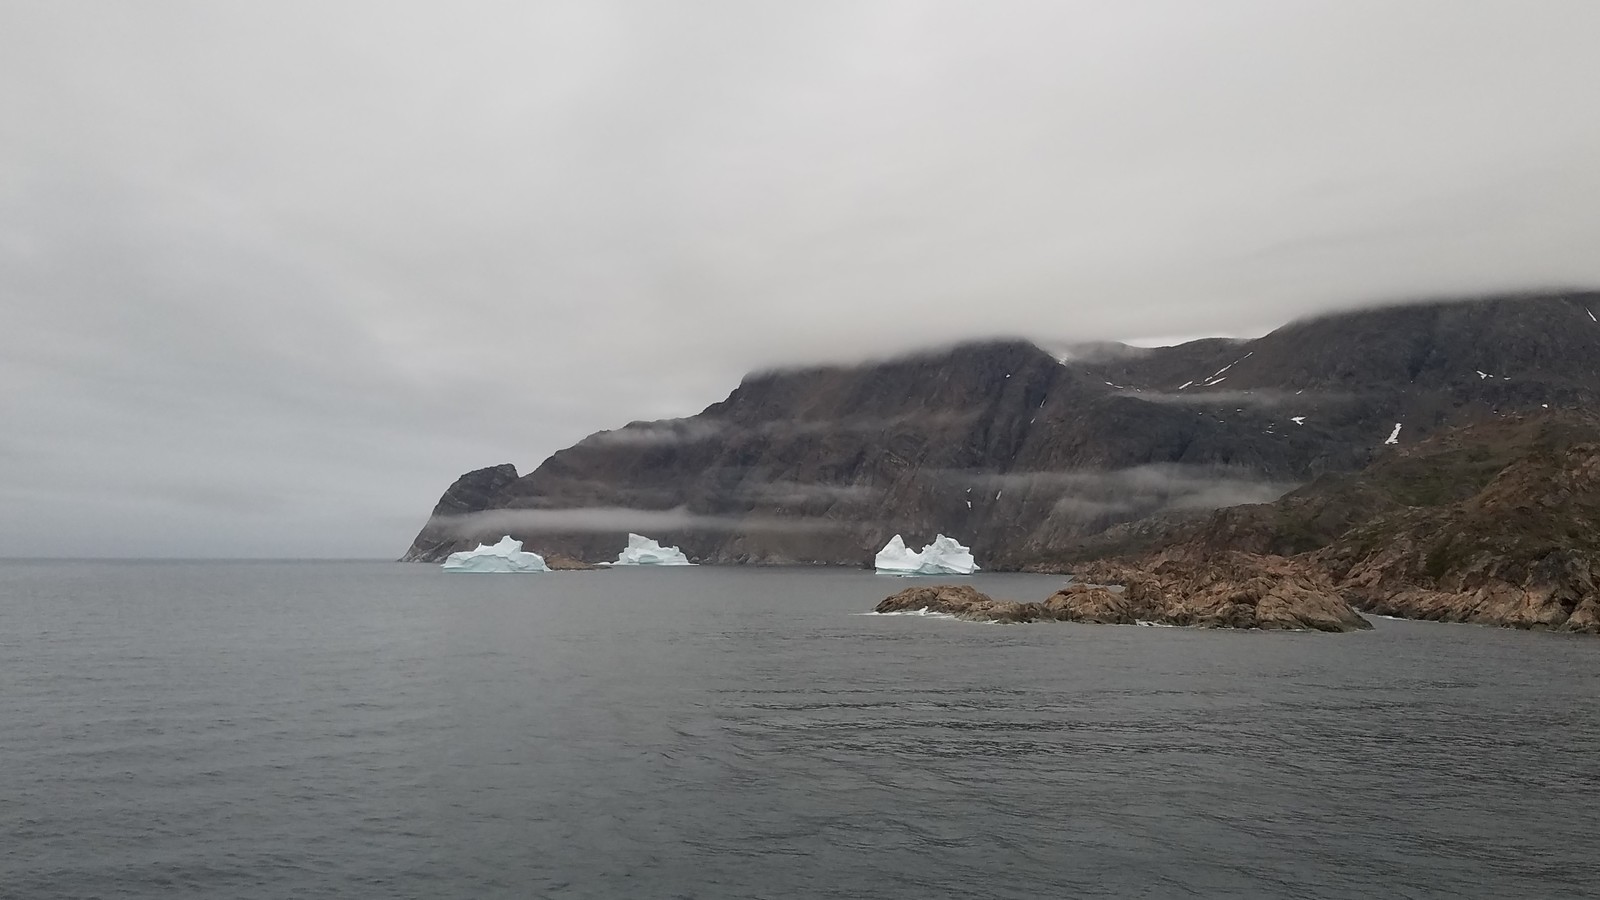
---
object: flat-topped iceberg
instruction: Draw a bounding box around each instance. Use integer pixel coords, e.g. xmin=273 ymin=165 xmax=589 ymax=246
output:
xmin=874 ymin=534 xmax=979 ymax=576
xmin=607 ymin=533 xmax=694 ymax=566
xmin=441 ymin=535 xmax=550 ymax=573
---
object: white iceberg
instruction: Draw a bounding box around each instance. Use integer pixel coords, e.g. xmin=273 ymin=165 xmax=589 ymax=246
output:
xmin=874 ymin=534 xmax=979 ymax=576
xmin=606 ymin=533 xmax=694 ymax=566
xmin=441 ymin=535 xmax=550 ymax=573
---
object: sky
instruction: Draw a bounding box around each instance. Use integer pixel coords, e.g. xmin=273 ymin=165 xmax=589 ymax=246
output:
xmin=3 ymin=1 xmax=1599 ymax=558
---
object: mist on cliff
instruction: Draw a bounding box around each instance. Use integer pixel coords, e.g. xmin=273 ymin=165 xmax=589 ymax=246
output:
xmin=4 ymin=2 xmax=1599 ymax=556
xmin=434 ymin=508 xmax=848 ymax=538
xmin=961 ymin=465 xmax=1299 ymax=523
xmin=426 ymin=464 xmax=1297 ymax=544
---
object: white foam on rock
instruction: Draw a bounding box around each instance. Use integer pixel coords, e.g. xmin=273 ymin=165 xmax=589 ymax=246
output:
xmin=607 ymin=533 xmax=694 ymax=566
xmin=875 ymin=534 xmax=980 ymax=576
xmin=442 ymin=535 xmax=550 ymax=573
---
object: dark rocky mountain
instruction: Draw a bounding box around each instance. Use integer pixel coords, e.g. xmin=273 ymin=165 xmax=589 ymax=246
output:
xmin=404 ymin=291 xmax=1600 ymax=567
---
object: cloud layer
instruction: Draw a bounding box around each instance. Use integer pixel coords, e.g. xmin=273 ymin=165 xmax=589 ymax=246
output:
xmin=3 ymin=2 xmax=1598 ymax=556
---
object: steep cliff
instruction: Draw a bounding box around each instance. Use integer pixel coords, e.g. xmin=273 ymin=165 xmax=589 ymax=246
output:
xmin=400 ymin=463 xmax=519 ymax=562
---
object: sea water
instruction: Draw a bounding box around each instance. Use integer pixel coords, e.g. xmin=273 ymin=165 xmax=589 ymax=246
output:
xmin=3 ymin=561 xmax=1598 ymax=898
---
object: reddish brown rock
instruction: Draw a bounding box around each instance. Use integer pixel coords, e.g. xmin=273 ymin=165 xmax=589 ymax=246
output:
xmin=1041 ymin=584 xmax=1143 ymax=624
xmin=874 ymin=585 xmax=1049 ymax=623
xmin=1320 ymin=440 xmax=1600 ymax=632
xmin=1073 ymin=551 xmax=1371 ymax=632
xmin=874 ymin=559 xmax=1370 ymax=631
xmin=978 ymin=601 xmax=1041 ymax=624
xmin=874 ymin=584 xmax=994 ymax=615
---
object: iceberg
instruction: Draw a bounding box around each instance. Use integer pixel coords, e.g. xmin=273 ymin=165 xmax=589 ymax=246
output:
xmin=607 ymin=533 xmax=694 ymax=566
xmin=441 ymin=535 xmax=551 ymax=573
xmin=874 ymin=534 xmax=979 ymax=576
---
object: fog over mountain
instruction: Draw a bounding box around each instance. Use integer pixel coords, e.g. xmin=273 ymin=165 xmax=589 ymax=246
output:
xmin=3 ymin=2 xmax=1598 ymax=557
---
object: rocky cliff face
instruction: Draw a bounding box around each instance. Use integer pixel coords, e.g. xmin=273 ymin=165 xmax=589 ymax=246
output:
xmin=400 ymin=463 xmax=519 ymax=562
xmin=1044 ymin=412 xmax=1600 ymax=633
xmin=404 ymin=292 xmax=1600 ymax=569
xmin=1320 ymin=435 xmax=1600 ymax=631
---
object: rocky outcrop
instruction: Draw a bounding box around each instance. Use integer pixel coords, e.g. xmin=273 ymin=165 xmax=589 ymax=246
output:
xmin=873 ymin=554 xmax=1371 ymax=632
xmin=1072 ymin=552 xmax=1371 ymax=632
xmin=406 ymin=292 xmax=1600 ymax=567
xmin=1317 ymin=438 xmax=1600 ymax=632
xmin=1047 ymin=413 xmax=1600 ymax=633
xmin=1041 ymin=584 xmax=1143 ymax=624
xmin=875 ymin=584 xmax=1043 ymax=623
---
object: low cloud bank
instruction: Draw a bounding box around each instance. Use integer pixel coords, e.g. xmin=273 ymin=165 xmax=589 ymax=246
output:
xmin=430 ymin=506 xmax=846 ymax=537
xmin=580 ymin=420 xmax=726 ymax=447
xmin=579 ymin=411 xmax=981 ymax=449
xmin=1126 ymin=389 xmax=1341 ymax=409
xmin=948 ymin=464 xmax=1297 ymax=526
xmin=1040 ymin=464 xmax=1297 ymax=523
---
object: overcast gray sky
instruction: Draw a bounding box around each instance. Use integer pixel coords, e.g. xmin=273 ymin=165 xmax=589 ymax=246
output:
xmin=3 ymin=1 xmax=1598 ymax=558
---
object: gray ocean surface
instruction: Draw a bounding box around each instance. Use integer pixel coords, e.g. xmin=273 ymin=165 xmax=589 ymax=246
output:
xmin=3 ymin=560 xmax=1599 ymax=899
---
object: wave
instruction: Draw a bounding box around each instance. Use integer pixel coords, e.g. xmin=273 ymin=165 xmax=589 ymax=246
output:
xmin=855 ymin=608 xmax=958 ymax=620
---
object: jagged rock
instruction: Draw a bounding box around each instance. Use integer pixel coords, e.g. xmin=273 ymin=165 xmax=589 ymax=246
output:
xmin=1565 ymin=599 xmax=1600 ymax=634
xmin=1041 ymin=584 xmax=1142 ymax=624
xmin=876 ymin=583 xmax=988 ymax=613
xmin=874 ymin=585 xmax=1043 ymax=621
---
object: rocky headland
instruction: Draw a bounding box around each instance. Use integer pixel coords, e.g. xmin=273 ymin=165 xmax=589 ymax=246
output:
xmin=876 ymin=550 xmax=1371 ymax=632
